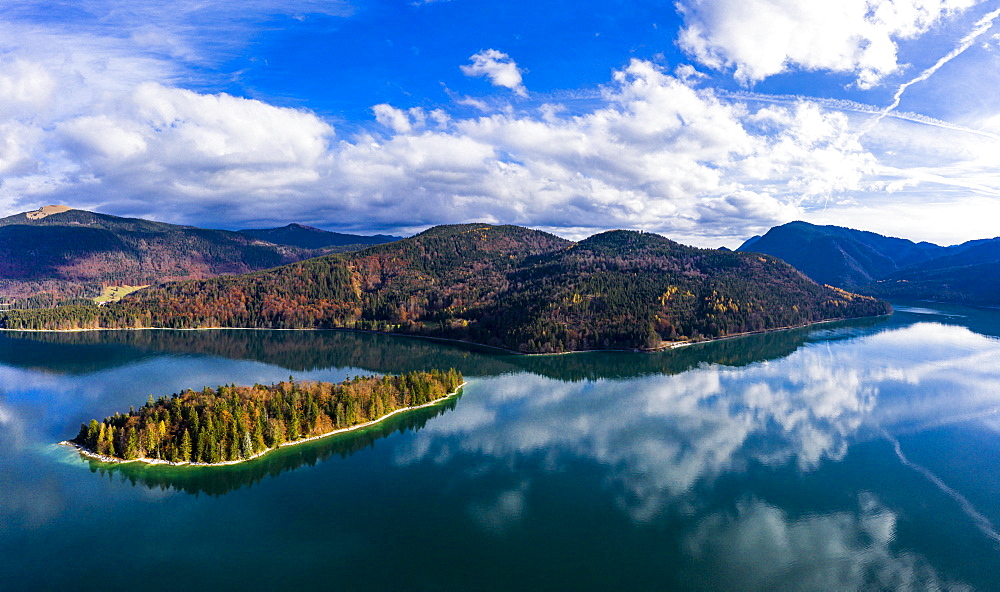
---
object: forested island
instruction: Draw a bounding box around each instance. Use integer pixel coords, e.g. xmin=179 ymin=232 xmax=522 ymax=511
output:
xmin=67 ymin=369 xmax=464 ymax=465
xmin=4 ymin=224 xmax=891 ymax=352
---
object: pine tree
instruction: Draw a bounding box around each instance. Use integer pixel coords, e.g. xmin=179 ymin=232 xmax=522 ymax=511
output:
xmin=106 ymin=426 xmax=117 ymax=457
xmin=180 ymin=429 xmax=192 ymax=462
xmin=85 ymin=419 xmax=100 ymax=449
xmin=124 ymin=427 xmax=139 ymax=460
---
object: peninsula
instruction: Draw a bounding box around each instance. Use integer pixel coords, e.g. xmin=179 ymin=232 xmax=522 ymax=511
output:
xmin=66 ymin=369 xmax=463 ymax=465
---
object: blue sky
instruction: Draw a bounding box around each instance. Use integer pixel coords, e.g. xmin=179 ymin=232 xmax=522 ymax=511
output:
xmin=1 ymin=0 xmax=999 ymax=246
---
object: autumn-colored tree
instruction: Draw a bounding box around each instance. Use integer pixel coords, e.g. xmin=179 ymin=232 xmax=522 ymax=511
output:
xmin=72 ymin=370 xmax=463 ymax=464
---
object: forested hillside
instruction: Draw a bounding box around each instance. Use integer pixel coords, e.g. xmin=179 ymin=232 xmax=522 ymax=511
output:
xmin=864 ymin=260 xmax=1000 ymax=304
xmin=868 ymin=238 xmax=1000 ymax=305
xmin=740 ymin=220 xmax=1000 ymax=304
xmin=737 ymin=221 xmax=943 ymax=288
xmin=0 ymin=207 xmax=390 ymax=302
xmin=71 ymin=370 xmax=463 ymax=464
xmin=2 ymin=224 xmax=890 ymax=352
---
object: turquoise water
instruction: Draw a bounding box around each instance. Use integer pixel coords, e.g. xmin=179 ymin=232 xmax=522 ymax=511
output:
xmin=2 ymin=304 xmax=999 ymax=590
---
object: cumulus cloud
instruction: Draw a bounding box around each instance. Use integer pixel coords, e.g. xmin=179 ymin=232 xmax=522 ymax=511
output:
xmin=1 ymin=8 xmax=995 ymax=245
xmin=0 ymin=24 xmax=335 ymax=221
xmin=677 ymin=0 xmax=979 ymax=87
xmin=325 ymin=59 xmax=886 ymax=240
xmin=0 ymin=40 xmax=884 ymax=243
xmin=460 ymin=49 xmax=528 ymax=97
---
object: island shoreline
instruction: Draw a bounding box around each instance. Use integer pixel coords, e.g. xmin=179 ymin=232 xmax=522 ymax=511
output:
xmin=60 ymin=381 xmax=467 ymax=468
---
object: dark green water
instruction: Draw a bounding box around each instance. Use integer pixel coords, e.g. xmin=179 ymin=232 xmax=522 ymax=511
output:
xmin=2 ymin=304 xmax=1000 ymax=590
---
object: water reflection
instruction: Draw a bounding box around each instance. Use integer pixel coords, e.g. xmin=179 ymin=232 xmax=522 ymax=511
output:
xmin=397 ymin=322 xmax=1000 ymax=523
xmin=0 ymin=315 xmax=887 ymax=381
xmin=683 ymin=495 xmax=968 ymax=590
xmin=79 ymin=395 xmax=461 ymax=496
xmin=3 ymin=307 xmax=1000 ymax=589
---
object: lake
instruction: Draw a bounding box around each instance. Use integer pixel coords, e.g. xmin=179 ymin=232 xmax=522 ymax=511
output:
xmin=2 ymin=303 xmax=1000 ymax=590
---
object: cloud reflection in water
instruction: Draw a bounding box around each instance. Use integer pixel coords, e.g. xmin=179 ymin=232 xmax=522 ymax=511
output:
xmin=683 ymin=495 xmax=968 ymax=590
xmin=397 ymin=322 xmax=1000 ymax=523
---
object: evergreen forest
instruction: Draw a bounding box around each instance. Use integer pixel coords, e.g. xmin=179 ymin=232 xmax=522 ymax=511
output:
xmin=72 ymin=369 xmax=463 ymax=464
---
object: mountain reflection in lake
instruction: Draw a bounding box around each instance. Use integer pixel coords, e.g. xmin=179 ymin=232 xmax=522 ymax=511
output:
xmin=2 ymin=305 xmax=999 ymax=590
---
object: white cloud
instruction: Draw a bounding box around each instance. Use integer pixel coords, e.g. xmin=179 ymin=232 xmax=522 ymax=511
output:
xmin=0 ymin=21 xmax=336 ymax=220
xmin=60 ymin=115 xmax=148 ymax=161
xmin=0 ymin=1 xmax=354 ymax=65
xmin=1 ymin=9 xmax=997 ymax=246
xmin=677 ymin=0 xmax=979 ymax=87
xmin=460 ymin=49 xmax=528 ymax=97
xmin=373 ymin=104 xmax=415 ymax=134
xmin=337 ymin=59 xmax=872 ymax=242
xmin=372 ymin=105 xmax=448 ymax=134
xmin=0 ymin=41 xmax=883 ymax=243
xmin=0 ymin=58 xmax=56 ymax=115
xmin=129 ymin=83 xmax=332 ymax=168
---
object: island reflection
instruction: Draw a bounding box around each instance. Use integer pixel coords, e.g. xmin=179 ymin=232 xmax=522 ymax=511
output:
xmin=82 ymin=394 xmax=460 ymax=496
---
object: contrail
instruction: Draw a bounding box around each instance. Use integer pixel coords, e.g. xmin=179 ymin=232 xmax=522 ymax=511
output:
xmin=723 ymin=90 xmax=1000 ymax=141
xmin=859 ymin=6 xmax=1000 ymax=136
xmin=882 ymin=428 xmax=1000 ymax=545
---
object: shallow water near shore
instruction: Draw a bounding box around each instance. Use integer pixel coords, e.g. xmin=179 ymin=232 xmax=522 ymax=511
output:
xmin=3 ymin=303 xmax=1000 ymax=589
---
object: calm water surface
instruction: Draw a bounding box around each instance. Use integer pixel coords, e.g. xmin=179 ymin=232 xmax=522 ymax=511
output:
xmin=2 ymin=303 xmax=1000 ymax=590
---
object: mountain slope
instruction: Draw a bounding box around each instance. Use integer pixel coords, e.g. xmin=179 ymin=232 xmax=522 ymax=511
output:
xmin=862 ymin=238 xmax=1000 ymax=304
xmin=2 ymin=224 xmax=890 ymax=352
xmin=737 ymin=221 xmax=943 ymax=288
xmin=739 ymin=221 xmax=1000 ymax=304
xmin=487 ymin=230 xmax=889 ymax=351
xmin=237 ymin=223 xmax=400 ymax=250
xmin=864 ymin=261 xmax=1000 ymax=304
xmin=0 ymin=206 xmax=381 ymax=301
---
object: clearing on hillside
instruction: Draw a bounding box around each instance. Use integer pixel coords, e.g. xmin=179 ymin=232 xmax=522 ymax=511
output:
xmin=94 ymin=285 xmax=148 ymax=304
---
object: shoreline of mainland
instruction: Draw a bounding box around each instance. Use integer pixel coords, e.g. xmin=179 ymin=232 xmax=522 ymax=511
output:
xmin=3 ymin=311 xmax=893 ymax=356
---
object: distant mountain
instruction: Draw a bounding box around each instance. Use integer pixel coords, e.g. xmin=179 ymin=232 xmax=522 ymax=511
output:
xmin=0 ymin=206 xmax=385 ymax=302
xmin=864 ymin=260 xmax=1000 ymax=304
xmin=739 ymin=221 xmax=1000 ymax=305
xmin=237 ymin=223 xmax=400 ymax=251
xmin=3 ymin=223 xmax=890 ymax=352
xmin=736 ymin=221 xmax=944 ymax=289
xmin=863 ymin=238 xmax=1000 ymax=305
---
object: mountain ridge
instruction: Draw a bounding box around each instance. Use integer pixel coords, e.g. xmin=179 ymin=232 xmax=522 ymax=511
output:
xmin=738 ymin=221 xmax=1000 ymax=304
xmin=0 ymin=206 xmax=399 ymax=303
xmin=237 ymin=223 xmax=400 ymax=250
xmin=1 ymin=223 xmax=890 ymax=353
